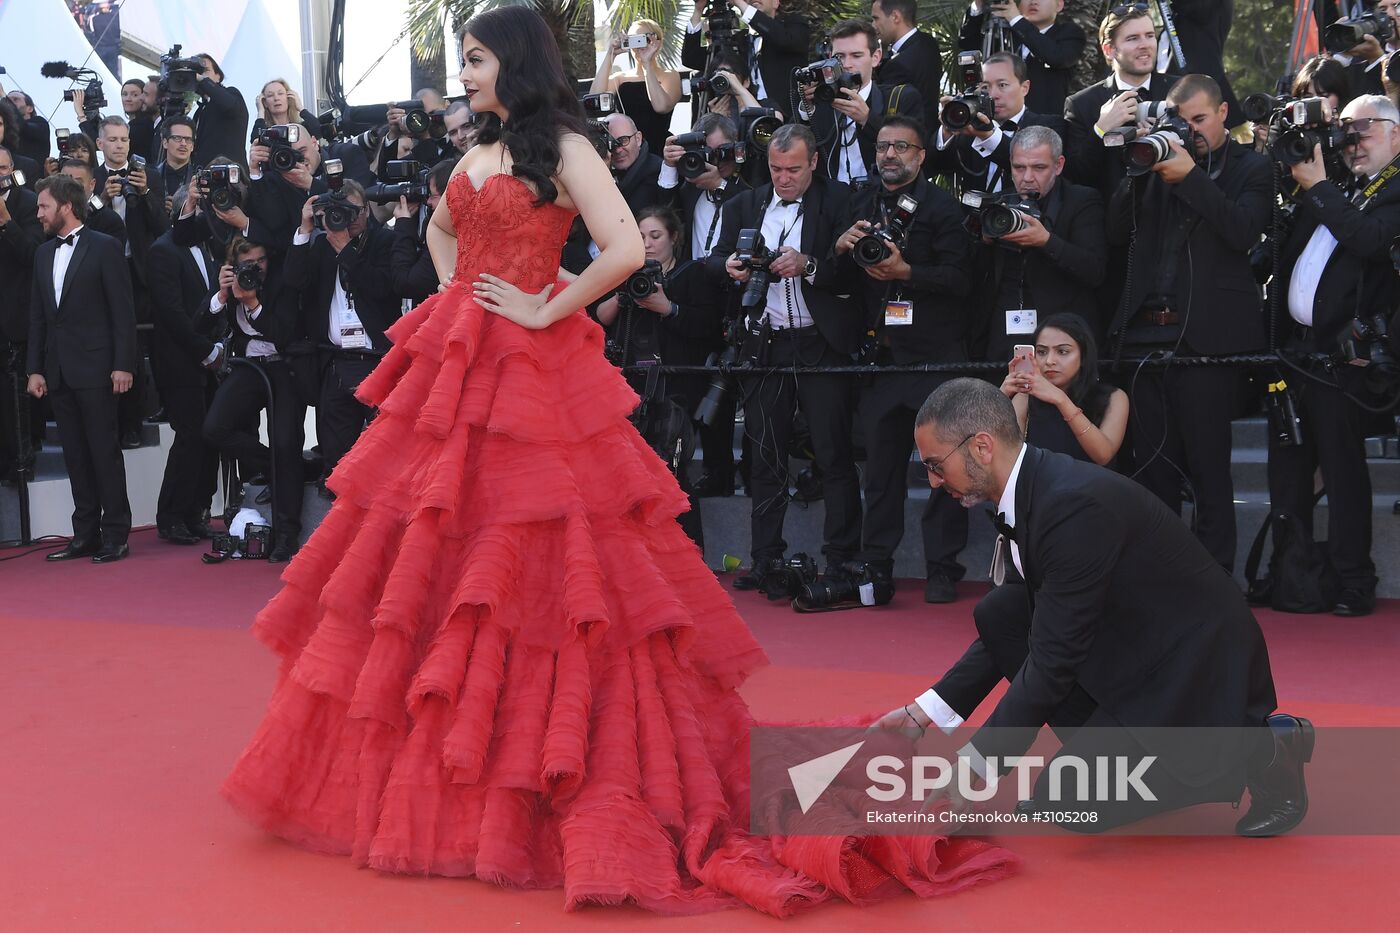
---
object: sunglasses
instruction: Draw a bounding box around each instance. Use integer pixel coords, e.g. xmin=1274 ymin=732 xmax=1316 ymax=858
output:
xmin=1110 ymin=2 xmax=1150 ymax=14
xmin=1340 ymin=117 xmax=1395 ymax=137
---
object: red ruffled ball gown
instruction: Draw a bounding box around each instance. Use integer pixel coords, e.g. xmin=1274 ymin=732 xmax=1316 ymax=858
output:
xmin=221 ymin=171 xmax=1018 ymax=915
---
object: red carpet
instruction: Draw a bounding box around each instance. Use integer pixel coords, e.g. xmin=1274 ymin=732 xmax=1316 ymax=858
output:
xmin=2 ymin=530 xmax=1395 ymax=930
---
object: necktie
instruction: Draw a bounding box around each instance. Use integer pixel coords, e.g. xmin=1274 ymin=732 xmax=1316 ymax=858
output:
xmin=1001 ymin=119 xmax=1019 ymax=133
xmin=780 ymin=198 xmax=800 ymax=207
xmin=59 ymin=232 xmax=79 ymax=246
xmin=990 ymin=510 xmax=1017 ymax=542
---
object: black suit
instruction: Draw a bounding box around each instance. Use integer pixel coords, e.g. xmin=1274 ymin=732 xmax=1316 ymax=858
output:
xmin=94 ymin=163 xmax=169 ymax=302
xmin=1160 ymin=0 xmax=1243 ymax=127
xmin=974 ymin=178 xmax=1107 ymax=360
xmin=681 ymin=12 xmax=812 ymax=114
xmin=613 ymin=147 xmax=664 ymax=215
xmin=933 ymin=446 xmax=1277 ymax=829
xmin=959 ymin=12 xmax=1086 ymax=116
xmin=0 ymin=187 xmax=42 ymax=343
xmin=388 ymin=213 xmax=437 ymax=305
xmin=707 ymin=176 xmax=864 ymax=566
xmin=927 ymin=110 xmax=1066 ymax=195
xmin=146 ymin=230 xmax=220 ymax=532
xmin=1063 ymin=73 xmax=1181 ymax=202
xmin=805 ymin=81 xmax=925 ymax=182
xmin=837 ymin=175 xmax=973 ymax=581
xmin=191 ymin=78 xmax=251 ymax=170
xmin=875 ymin=29 xmax=943 ymax=133
xmin=1267 ymin=176 xmax=1400 ymax=596
xmin=27 ymin=228 xmax=137 ymax=546
xmin=16 ymin=112 xmax=51 ymax=166
xmin=1107 ymin=140 xmax=1271 ymax=570
xmin=285 ymin=225 xmax=400 ymax=475
xmin=240 ymin=173 xmax=328 ymax=256
xmin=660 ymin=172 xmax=752 ymax=263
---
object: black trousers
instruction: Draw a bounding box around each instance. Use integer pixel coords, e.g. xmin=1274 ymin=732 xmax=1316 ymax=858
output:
xmin=49 ymin=383 xmax=132 ymax=545
xmin=859 ymin=370 xmax=969 ymax=579
xmin=740 ymin=327 xmax=861 ymax=564
xmin=1126 ymin=363 xmax=1240 ymax=571
xmin=318 ymin=354 xmax=377 ymax=477
xmin=1266 ymin=373 xmax=1377 ymax=593
xmin=156 ymin=377 xmax=219 ymax=530
xmin=117 ymin=328 xmax=151 ymax=435
xmin=203 ymin=359 xmax=306 ymax=536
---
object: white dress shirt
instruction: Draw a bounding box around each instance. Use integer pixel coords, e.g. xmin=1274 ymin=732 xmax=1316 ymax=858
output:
xmin=759 ymin=193 xmax=815 ymax=330
xmin=1287 ymin=225 xmax=1339 ymax=328
xmin=889 ymin=27 xmax=918 ymax=57
xmin=52 ymin=225 xmax=85 ymax=302
xmin=832 ymin=82 xmax=875 ymax=185
xmin=292 ymin=228 xmax=366 ymax=348
xmin=659 ymin=163 xmax=727 ymax=259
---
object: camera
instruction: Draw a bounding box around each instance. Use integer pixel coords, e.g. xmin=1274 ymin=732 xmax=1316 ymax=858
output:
xmin=312 ymin=159 xmax=360 ymax=232
xmin=253 ymin=123 xmax=304 ymax=173
xmin=1340 ymin=312 xmax=1400 ymax=394
xmin=0 ymin=169 xmax=24 ymax=192
xmin=62 ymin=79 xmax=106 ymax=113
xmin=735 ymin=227 xmax=776 ymax=309
xmin=110 ymin=154 xmax=147 ymax=196
xmin=1324 ymin=8 xmax=1395 ymax=55
xmin=622 ymin=259 xmax=664 ymax=301
xmin=234 ymin=259 xmax=263 ymax=292
xmin=1241 ymin=91 xmax=1295 ymax=125
xmin=703 ymin=0 xmax=743 ymax=45
xmin=853 ymin=194 xmax=917 ymax=268
xmin=157 ymin=44 xmax=203 ymax=119
xmin=581 ymin=93 xmax=615 ymax=119
xmin=1270 ymin=98 xmax=1349 ymax=167
xmin=979 ymin=0 xmax=1019 ymax=57
xmin=364 ymin=159 xmax=431 ymax=203
xmin=685 ymin=73 xmax=736 ymax=97
xmin=794 ymin=560 xmax=894 ymax=611
xmin=758 ymin=553 xmax=820 ymax=602
xmin=391 ymin=100 xmax=447 ymax=138
xmin=195 ymin=164 xmax=241 ymax=211
xmin=739 ymin=106 xmax=782 ymax=150
xmin=673 ymin=131 xmax=748 ymax=179
xmin=695 ymin=313 xmax=772 ymax=426
xmin=43 ymin=60 xmax=106 ymax=113
xmin=623 ymin=34 xmax=652 ymax=50
xmin=55 ymin=127 xmax=74 ymax=155
xmin=795 ymin=57 xmax=861 ymax=103
xmin=961 ymin=190 xmax=1043 ymax=240
xmin=581 ymin=93 xmax=617 ymax=155
xmin=941 ymin=51 xmax=994 ymax=132
xmin=1122 ymin=112 xmax=1195 ymax=175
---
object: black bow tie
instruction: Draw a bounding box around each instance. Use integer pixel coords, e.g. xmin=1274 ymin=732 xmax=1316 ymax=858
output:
xmin=1001 ymin=119 xmax=1019 ymax=132
xmin=778 ymin=197 xmax=801 ymax=208
xmin=59 ymin=232 xmax=79 ymax=246
xmin=990 ymin=510 xmax=1017 ymax=542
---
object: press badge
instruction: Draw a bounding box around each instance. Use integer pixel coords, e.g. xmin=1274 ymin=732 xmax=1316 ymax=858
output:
xmin=1006 ymin=308 xmax=1037 ymax=334
xmin=884 ymin=300 xmax=913 ymax=326
xmin=338 ymin=298 xmax=371 ymax=350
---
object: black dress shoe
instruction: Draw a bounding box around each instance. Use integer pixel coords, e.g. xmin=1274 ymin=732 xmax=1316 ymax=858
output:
xmin=734 ymin=557 xmax=781 ymax=591
xmin=120 ymin=429 xmax=143 ymax=450
xmin=91 ymin=542 xmax=130 ymax=563
xmin=925 ymin=574 xmax=957 ymax=604
xmin=1235 ymin=714 xmax=1314 ymax=837
xmin=1333 ymin=588 xmax=1376 ymax=617
xmin=692 ymin=472 xmax=735 ymax=498
xmin=47 ymin=539 xmax=100 ymax=561
xmin=186 ymin=520 xmax=213 ymax=540
xmin=158 ymin=522 xmax=201 ymax=546
xmin=267 ymin=535 xmax=299 ymax=564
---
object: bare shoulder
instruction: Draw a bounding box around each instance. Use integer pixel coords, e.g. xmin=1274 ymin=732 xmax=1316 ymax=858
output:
xmin=552 ymin=133 xmax=607 ymax=211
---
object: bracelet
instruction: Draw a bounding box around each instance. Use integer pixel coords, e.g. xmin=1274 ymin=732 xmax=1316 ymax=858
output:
xmin=1063 ymin=407 xmax=1084 ymax=423
xmin=1075 ymin=423 xmax=1092 ymax=437
xmin=903 ymin=704 xmax=926 ymax=733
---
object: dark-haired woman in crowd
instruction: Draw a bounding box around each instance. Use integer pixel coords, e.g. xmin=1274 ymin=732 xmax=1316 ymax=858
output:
xmin=1001 ymin=312 xmax=1128 ymax=466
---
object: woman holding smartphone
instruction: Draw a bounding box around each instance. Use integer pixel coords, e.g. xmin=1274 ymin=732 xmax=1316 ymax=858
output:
xmin=590 ymin=19 xmax=682 ymax=154
xmin=1000 ymin=312 xmax=1128 ymax=466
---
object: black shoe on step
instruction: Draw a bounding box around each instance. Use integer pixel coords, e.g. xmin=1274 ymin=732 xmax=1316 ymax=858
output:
xmin=47 ymin=539 xmax=101 ymax=561
xmin=924 ymin=574 xmax=957 ymax=604
xmin=1333 ymin=588 xmax=1376 ymax=617
xmin=734 ymin=557 xmax=781 ymax=591
xmin=1234 ymin=714 xmax=1314 ymax=837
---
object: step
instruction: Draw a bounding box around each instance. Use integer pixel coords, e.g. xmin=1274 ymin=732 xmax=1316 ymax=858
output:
xmin=32 ymin=423 xmax=163 ymax=481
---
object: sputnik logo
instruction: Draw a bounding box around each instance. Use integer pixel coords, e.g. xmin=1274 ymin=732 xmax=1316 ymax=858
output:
xmin=787 ymin=741 xmax=866 ymax=813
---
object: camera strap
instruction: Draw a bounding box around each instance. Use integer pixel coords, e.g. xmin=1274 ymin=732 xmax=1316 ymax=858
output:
xmin=1357 ymin=154 xmax=1400 ymax=209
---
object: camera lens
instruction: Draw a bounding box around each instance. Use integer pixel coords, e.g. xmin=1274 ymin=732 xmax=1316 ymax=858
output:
xmin=852 ymin=234 xmax=892 ymax=268
xmin=269 ymin=146 xmax=299 ymax=173
xmin=1275 ymin=129 xmax=1316 ymax=166
xmin=941 ymin=99 xmax=972 ymax=131
xmin=210 ymin=187 xmax=236 ymax=211
xmin=1124 ymin=134 xmax=1171 ymax=175
xmin=402 ymin=110 xmax=430 ymax=135
xmin=678 ymin=150 xmax=709 ymax=179
xmin=982 ymin=205 xmax=1026 ymax=239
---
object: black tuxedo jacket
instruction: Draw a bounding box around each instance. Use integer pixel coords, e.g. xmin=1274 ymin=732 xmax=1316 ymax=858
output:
xmin=389 ymin=214 xmax=437 ymax=305
xmin=836 ymin=175 xmax=971 ymax=364
xmin=959 ymin=12 xmax=1086 ymax=116
xmin=240 ymin=173 xmax=329 ymax=255
xmin=927 ymin=110 xmax=1066 ymax=195
xmin=94 ymin=162 xmax=169 ymax=285
xmin=210 ymin=274 xmax=299 ymax=358
xmin=1063 ymin=72 xmax=1180 ymax=200
xmin=17 ymin=112 xmax=51 ymax=166
xmin=27 ymin=229 xmax=138 ymax=390
xmin=682 ymin=12 xmax=812 ymax=111
xmin=874 ymin=29 xmax=943 ymax=133
xmin=1277 ymin=176 xmax=1400 ymax=349
xmin=947 ymin=446 xmax=1277 ymax=784
xmin=1107 ymin=141 xmax=1271 ymax=354
xmin=0 ymin=187 xmax=42 ymax=342
xmin=662 ymin=174 xmax=752 ymax=262
xmin=706 ymin=176 xmax=863 ymax=353
xmin=807 ymin=81 xmax=925 ymax=181
xmin=82 ymin=203 xmax=128 ymax=247
xmin=614 ymin=148 xmax=664 ymax=215
xmin=974 ymin=178 xmax=1108 ymax=359
xmin=146 ymin=230 xmax=219 ymax=390
xmin=191 ymin=79 xmax=251 ymax=170
xmin=284 ymin=225 xmax=401 ymax=354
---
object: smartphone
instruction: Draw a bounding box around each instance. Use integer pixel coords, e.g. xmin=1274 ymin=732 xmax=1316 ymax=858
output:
xmin=624 ymin=34 xmax=651 ymax=49
xmin=1012 ymin=344 xmax=1036 ymax=374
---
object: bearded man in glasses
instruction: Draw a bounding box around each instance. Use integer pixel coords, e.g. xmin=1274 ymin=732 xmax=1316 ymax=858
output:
xmin=830 ymin=116 xmax=973 ymax=604
xmin=1268 ymin=93 xmax=1400 ymax=618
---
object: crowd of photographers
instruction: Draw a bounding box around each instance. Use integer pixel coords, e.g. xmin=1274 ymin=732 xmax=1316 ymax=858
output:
xmin=1 ymin=2 xmax=1399 ymax=617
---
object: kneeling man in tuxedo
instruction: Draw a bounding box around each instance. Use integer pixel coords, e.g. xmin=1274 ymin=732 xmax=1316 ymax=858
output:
xmin=27 ymin=173 xmax=138 ymax=562
xmin=875 ymin=378 xmax=1311 ymax=835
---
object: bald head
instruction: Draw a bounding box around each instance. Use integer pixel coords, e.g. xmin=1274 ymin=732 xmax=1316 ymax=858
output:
xmin=605 ymin=112 xmax=643 ymax=170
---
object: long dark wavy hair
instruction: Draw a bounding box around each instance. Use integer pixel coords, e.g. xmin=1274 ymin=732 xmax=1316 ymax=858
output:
xmin=459 ymin=6 xmax=587 ymax=206
xmin=1034 ymin=312 xmax=1113 ymax=426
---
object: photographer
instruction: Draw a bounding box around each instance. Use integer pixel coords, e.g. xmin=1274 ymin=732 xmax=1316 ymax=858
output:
xmin=796 ymin=19 xmax=925 ymax=185
xmin=0 ymin=144 xmax=42 ymax=479
xmin=443 ymin=101 xmax=477 ymax=156
xmin=379 ymin=97 xmax=453 ymax=171
xmin=1269 ymin=93 xmax=1400 ymax=617
xmin=833 ymin=117 xmax=973 ymax=603
xmin=244 ymin=130 xmax=327 ymax=255
xmin=201 ymin=236 xmax=305 ymax=562
xmin=1063 ymin=4 xmax=1179 ymax=202
xmin=190 ymin=53 xmax=251 ymax=170
xmin=707 ymin=123 xmax=862 ymax=592
xmin=972 ymin=125 xmax=1107 ymax=359
xmin=389 ymin=158 xmax=455 ymax=305
xmin=155 ymin=116 xmax=196 ymax=206
xmin=172 ymin=156 xmax=254 ymax=257
xmin=596 ymin=206 xmax=727 ymax=545
xmin=146 ymin=188 xmax=221 ymax=544
xmin=683 ymin=0 xmax=811 ymax=112
xmin=960 ymin=1 xmax=1086 ymax=117
xmin=871 ymin=0 xmax=943 ymax=132
xmin=287 ymin=180 xmax=400 ymax=492
xmin=46 ymin=130 xmax=97 ymax=177
xmin=591 ymin=19 xmax=683 ymax=155
xmin=1106 ymin=74 xmax=1271 ymax=573
xmin=4 ymin=89 xmax=51 ymax=165
xmin=604 ymin=112 xmax=664 ymax=214
xmin=659 ymin=114 xmax=754 ymax=262
xmin=929 ymin=52 xmax=1065 ymax=196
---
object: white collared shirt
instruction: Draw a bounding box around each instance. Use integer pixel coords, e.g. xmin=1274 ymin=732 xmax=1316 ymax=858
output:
xmin=52 ymin=224 xmax=85 ymax=302
xmin=760 ymin=192 xmax=815 ymax=330
xmin=1114 ymin=73 xmax=1153 ymax=93
xmin=1288 ymin=226 xmax=1339 ymax=327
xmin=833 ymin=81 xmax=876 ymax=184
xmin=996 ymin=441 xmax=1029 ymax=578
xmin=890 ymin=27 xmax=918 ymax=56
xmin=661 ymin=163 xmax=728 ymax=259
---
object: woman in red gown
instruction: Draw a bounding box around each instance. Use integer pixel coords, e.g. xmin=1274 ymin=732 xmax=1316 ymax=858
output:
xmin=221 ymin=7 xmax=1016 ymax=915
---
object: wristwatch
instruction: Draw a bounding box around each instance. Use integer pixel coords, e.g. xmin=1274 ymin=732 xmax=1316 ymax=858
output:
xmin=804 ymin=256 xmax=818 ymax=278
